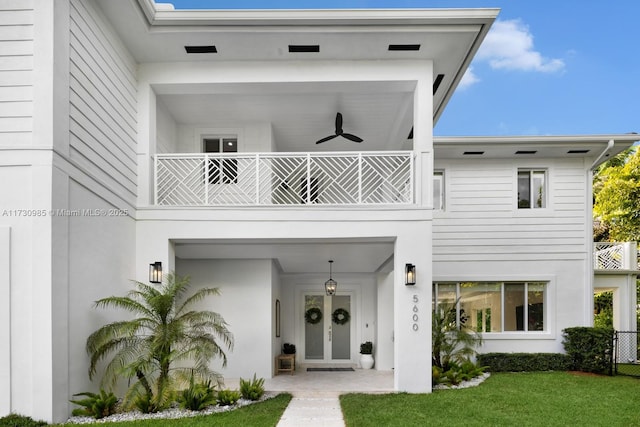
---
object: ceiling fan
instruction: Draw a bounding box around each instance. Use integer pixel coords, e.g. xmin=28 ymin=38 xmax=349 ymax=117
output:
xmin=315 ymin=112 xmax=363 ymax=144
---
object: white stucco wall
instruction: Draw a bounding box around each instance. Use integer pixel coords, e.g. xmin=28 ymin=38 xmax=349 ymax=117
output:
xmin=176 ymin=258 xmax=275 ymax=380
xmin=376 ymin=271 xmax=394 ymax=370
xmin=173 ymin=122 xmax=273 ymax=153
xmin=595 ymin=274 xmax=638 ymax=332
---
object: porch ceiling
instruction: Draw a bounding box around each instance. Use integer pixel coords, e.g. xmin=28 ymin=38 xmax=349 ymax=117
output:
xmin=94 ymin=1 xmax=498 ymax=136
xmin=156 ymin=82 xmax=414 ymax=152
xmin=173 ymin=238 xmax=395 ymax=274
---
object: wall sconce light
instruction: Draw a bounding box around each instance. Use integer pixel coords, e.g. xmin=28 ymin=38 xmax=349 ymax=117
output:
xmin=405 ymin=263 xmax=416 ymax=286
xmin=149 ymin=262 xmax=162 ymax=284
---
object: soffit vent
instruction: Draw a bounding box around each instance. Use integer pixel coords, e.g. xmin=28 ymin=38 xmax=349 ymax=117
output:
xmin=388 ymin=44 xmax=421 ymax=51
xmin=185 ymin=45 xmax=217 ymax=54
xmin=289 ymin=45 xmax=320 ymax=53
xmin=433 ymin=74 xmax=445 ymax=95
xmin=463 ymin=151 xmax=484 ymax=155
xmin=516 ymin=150 xmax=537 ymax=155
xmin=568 ymin=149 xmax=590 ymax=154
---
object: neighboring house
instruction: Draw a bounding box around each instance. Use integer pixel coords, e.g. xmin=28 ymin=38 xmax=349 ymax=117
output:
xmin=0 ymin=0 xmax=637 ymax=423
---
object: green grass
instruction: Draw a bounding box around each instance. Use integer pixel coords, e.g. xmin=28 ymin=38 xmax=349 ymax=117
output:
xmin=54 ymin=393 xmax=291 ymax=427
xmin=341 ymin=372 xmax=640 ymax=426
xmin=616 ymin=363 xmax=640 ymax=377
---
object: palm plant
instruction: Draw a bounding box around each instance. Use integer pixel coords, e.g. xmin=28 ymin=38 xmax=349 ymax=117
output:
xmin=432 ymin=298 xmax=482 ymax=370
xmin=86 ymin=272 xmax=233 ymax=412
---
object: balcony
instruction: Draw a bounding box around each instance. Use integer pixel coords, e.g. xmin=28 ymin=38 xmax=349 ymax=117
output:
xmin=594 ymin=242 xmax=640 ymax=271
xmin=154 ymin=151 xmax=414 ymax=206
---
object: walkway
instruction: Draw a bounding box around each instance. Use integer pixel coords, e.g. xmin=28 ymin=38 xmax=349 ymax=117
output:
xmin=277 ymin=391 xmax=343 ymax=427
xmin=267 ymin=369 xmax=394 ymax=427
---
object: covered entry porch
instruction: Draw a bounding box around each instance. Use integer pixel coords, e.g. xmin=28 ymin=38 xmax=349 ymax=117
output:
xmin=135 ymin=212 xmax=432 ymax=393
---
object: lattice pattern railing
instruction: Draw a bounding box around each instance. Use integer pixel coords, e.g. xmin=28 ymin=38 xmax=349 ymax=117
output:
xmin=155 ymin=151 xmax=413 ymax=206
xmin=593 ymin=242 xmax=639 ymax=270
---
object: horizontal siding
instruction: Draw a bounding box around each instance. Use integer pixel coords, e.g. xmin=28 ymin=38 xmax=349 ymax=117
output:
xmin=69 ymin=0 xmax=137 ymax=205
xmin=434 ymin=159 xmax=588 ymax=262
xmin=0 ymin=1 xmax=33 ymax=142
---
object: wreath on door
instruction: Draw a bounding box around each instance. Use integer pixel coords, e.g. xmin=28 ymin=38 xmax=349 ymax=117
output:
xmin=305 ymin=307 xmax=323 ymax=324
xmin=332 ymin=308 xmax=350 ymax=325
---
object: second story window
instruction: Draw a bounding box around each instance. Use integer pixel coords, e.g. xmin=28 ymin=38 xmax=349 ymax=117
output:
xmin=518 ymin=169 xmax=546 ymax=209
xmin=204 ymin=137 xmax=237 ymax=184
xmin=434 ymin=170 xmax=445 ymax=210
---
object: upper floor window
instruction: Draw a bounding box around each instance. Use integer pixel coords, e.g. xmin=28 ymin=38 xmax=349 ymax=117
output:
xmin=433 ymin=170 xmax=444 ymax=210
xmin=433 ymin=281 xmax=546 ymax=333
xmin=518 ymin=169 xmax=546 ymax=209
xmin=203 ymin=137 xmax=237 ymax=184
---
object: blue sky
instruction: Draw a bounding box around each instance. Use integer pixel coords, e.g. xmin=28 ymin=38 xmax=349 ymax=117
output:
xmin=167 ymin=0 xmax=639 ymax=137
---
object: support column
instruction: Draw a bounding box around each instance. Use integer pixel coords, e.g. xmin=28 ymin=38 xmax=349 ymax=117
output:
xmin=394 ymin=224 xmax=432 ymax=392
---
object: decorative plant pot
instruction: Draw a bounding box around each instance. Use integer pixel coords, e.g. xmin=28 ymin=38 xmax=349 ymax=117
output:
xmin=360 ymin=354 xmax=374 ymax=369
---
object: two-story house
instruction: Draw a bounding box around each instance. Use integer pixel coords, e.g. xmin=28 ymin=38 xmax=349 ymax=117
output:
xmin=0 ymin=0 xmax=637 ymax=422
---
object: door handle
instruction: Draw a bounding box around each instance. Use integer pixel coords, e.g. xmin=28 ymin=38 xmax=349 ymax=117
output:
xmin=328 ymin=329 xmax=332 ymax=342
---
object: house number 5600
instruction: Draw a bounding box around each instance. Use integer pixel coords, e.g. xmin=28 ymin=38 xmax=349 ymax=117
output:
xmin=412 ymin=295 xmax=419 ymax=331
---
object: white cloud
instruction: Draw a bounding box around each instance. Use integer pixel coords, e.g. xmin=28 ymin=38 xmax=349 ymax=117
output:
xmin=458 ymin=66 xmax=480 ymax=90
xmin=477 ymin=19 xmax=565 ymax=73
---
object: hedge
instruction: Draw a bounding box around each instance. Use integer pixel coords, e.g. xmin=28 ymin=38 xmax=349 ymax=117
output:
xmin=562 ymin=326 xmax=614 ymax=374
xmin=477 ymin=352 xmax=571 ymax=372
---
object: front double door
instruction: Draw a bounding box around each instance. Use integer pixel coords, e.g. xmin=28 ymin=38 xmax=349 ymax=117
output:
xmin=304 ymin=294 xmax=351 ymax=363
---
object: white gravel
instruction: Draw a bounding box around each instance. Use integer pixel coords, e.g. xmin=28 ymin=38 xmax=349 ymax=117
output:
xmin=433 ymin=372 xmax=491 ymax=390
xmin=65 ymin=392 xmax=279 ymax=424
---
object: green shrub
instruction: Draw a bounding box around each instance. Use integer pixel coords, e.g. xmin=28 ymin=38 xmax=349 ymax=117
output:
xmin=432 ymin=361 xmax=485 ymax=386
xmin=239 ymin=374 xmax=265 ymax=401
xmin=0 ymin=414 xmax=47 ymax=427
xmin=179 ymin=376 xmax=217 ymax=411
xmin=563 ymin=327 xmax=614 ymax=373
xmin=477 ymin=353 xmax=571 ymax=372
xmin=217 ymin=389 xmax=241 ymax=406
xmin=70 ymin=389 xmax=118 ymax=419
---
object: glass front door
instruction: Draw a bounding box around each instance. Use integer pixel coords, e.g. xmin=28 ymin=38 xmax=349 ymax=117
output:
xmin=304 ymin=294 xmax=351 ymax=362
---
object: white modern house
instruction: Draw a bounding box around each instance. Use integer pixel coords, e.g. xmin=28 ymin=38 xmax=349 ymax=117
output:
xmin=0 ymin=0 xmax=638 ymax=422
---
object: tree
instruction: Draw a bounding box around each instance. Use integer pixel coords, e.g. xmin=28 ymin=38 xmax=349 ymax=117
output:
xmin=86 ymin=273 xmax=233 ymax=412
xmin=593 ymin=146 xmax=640 ymax=242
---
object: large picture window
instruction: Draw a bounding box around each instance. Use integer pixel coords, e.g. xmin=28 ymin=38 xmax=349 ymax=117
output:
xmin=518 ymin=169 xmax=546 ymax=208
xmin=433 ymin=281 xmax=546 ymax=332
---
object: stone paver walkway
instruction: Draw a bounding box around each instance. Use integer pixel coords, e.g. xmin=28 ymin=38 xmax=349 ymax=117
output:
xmin=277 ymin=391 xmax=344 ymax=427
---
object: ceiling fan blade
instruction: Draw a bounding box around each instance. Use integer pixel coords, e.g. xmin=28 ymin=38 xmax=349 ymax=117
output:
xmin=341 ymin=133 xmax=363 ymax=143
xmin=335 ymin=112 xmax=343 ymax=133
xmin=316 ymin=134 xmax=338 ymax=144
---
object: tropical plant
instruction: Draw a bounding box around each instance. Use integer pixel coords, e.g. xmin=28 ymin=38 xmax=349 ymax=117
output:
xmin=178 ymin=373 xmax=217 ymax=411
xmin=70 ymin=389 xmax=119 ymax=419
xmin=432 ymin=298 xmax=482 ymax=371
xmin=360 ymin=341 xmax=373 ymax=354
xmin=86 ymin=272 xmax=233 ymax=413
xmin=217 ymin=389 xmax=241 ymax=406
xmin=240 ymin=374 xmax=265 ymax=401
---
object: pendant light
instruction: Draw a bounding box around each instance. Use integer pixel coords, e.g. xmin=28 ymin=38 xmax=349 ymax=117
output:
xmin=324 ymin=260 xmax=337 ymax=296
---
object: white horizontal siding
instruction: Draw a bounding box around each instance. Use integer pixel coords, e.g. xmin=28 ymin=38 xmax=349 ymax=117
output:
xmin=68 ymin=0 xmax=137 ymax=205
xmin=434 ymin=159 xmax=588 ymax=262
xmin=0 ymin=0 xmax=33 ymax=143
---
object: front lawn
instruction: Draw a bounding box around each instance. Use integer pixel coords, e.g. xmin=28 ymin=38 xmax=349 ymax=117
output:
xmin=341 ymin=372 xmax=640 ymax=426
xmin=54 ymin=393 xmax=292 ymax=427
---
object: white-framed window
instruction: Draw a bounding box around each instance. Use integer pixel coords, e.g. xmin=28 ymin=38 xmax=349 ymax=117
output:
xmin=203 ymin=136 xmax=238 ymax=184
xmin=518 ymin=169 xmax=546 ymax=209
xmin=433 ymin=170 xmax=444 ymax=210
xmin=433 ymin=281 xmax=546 ymax=332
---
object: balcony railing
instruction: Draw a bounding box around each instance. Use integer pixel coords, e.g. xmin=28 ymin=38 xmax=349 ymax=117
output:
xmin=154 ymin=151 xmax=414 ymax=206
xmin=594 ymin=242 xmax=640 ymax=271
